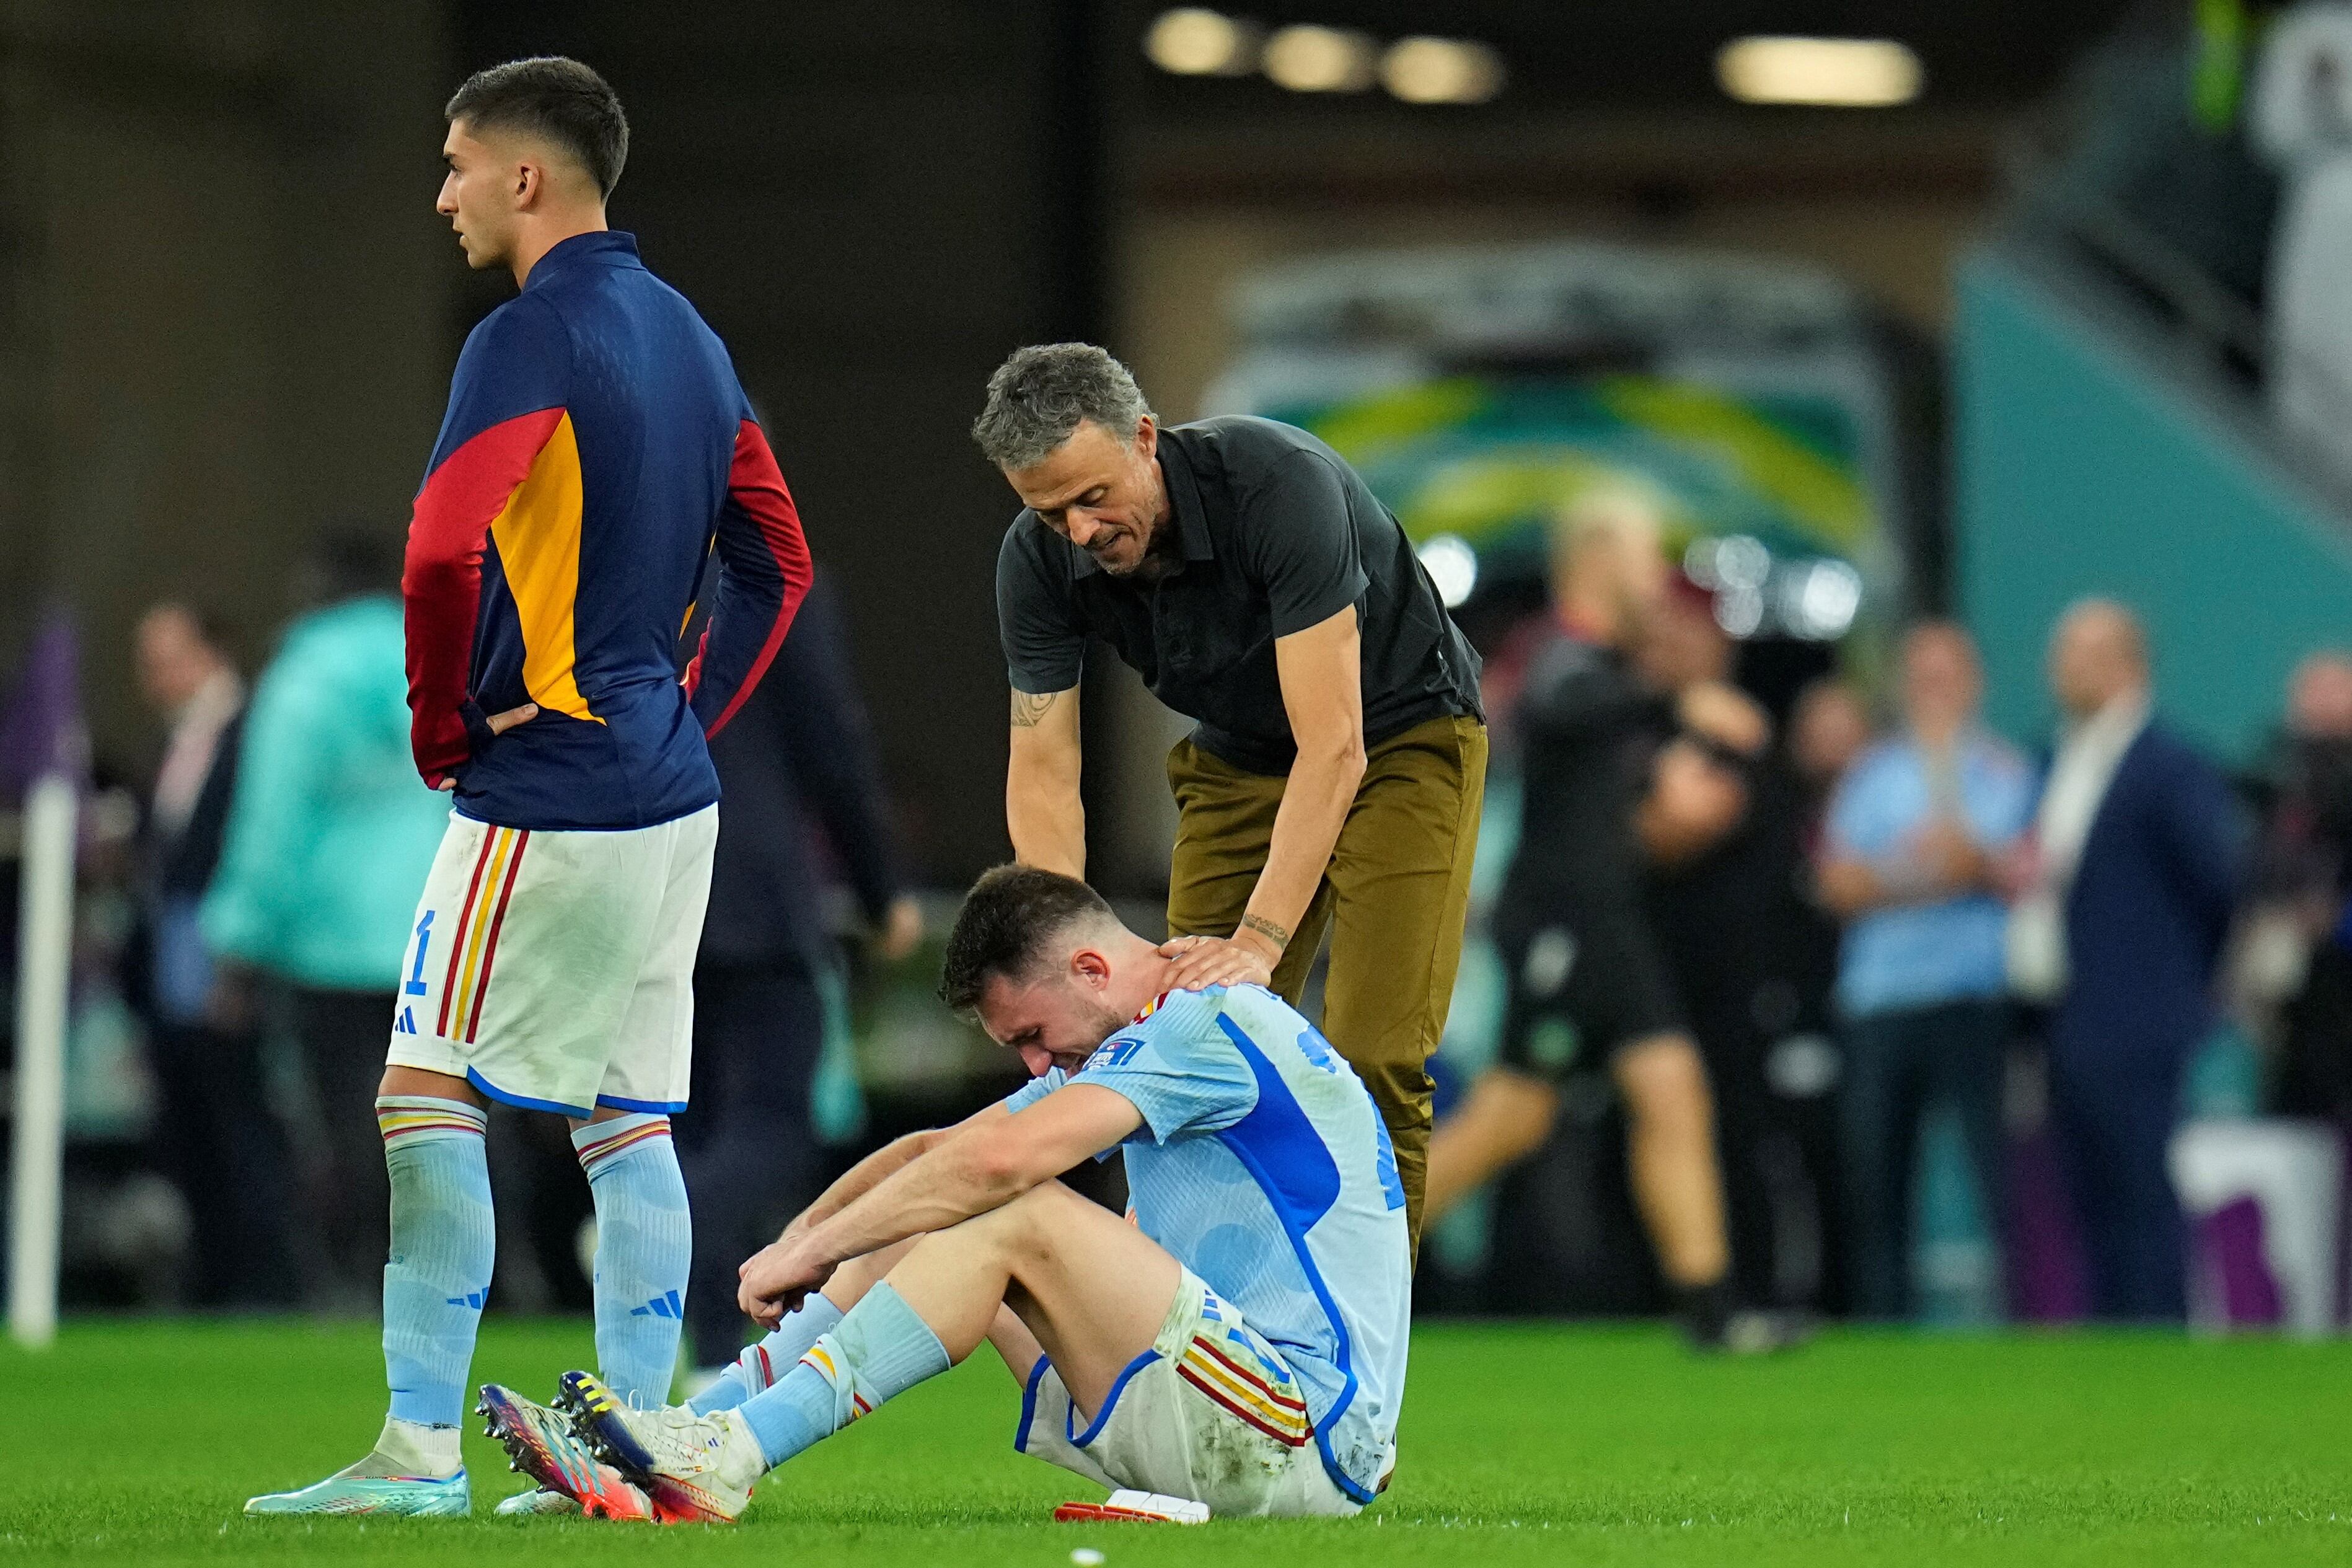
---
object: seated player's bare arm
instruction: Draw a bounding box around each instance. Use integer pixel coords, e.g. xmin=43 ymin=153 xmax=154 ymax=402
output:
xmin=768 ymin=1104 xmax=1008 ymax=1247
xmin=738 ymin=1085 xmax=1142 ymax=1328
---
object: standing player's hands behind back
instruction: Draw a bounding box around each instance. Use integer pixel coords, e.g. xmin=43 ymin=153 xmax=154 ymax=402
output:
xmin=431 ymin=702 xmax=539 ymax=791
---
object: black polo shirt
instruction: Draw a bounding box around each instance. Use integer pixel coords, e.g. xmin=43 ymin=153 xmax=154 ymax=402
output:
xmin=996 ymin=415 xmax=1482 ymax=776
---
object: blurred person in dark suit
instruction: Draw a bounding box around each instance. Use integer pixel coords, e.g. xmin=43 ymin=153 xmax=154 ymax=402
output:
xmin=678 ymin=570 xmax=920 ymax=1381
xmin=1819 ymin=624 xmax=2035 ymax=1320
xmin=2007 ymin=599 xmax=2246 ymax=1321
xmin=200 ymin=532 xmax=451 ymax=1305
xmin=125 ymin=602 xmax=297 ymax=1307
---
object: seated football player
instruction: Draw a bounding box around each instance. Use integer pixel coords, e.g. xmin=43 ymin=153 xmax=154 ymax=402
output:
xmin=480 ymin=863 xmax=1411 ymax=1523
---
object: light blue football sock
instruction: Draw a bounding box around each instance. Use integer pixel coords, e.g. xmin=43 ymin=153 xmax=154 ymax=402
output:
xmin=736 ymin=1282 xmax=949 ymax=1468
xmin=688 ymin=1292 xmax=845 ymax=1415
xmin=377 ymin=1096 xmax=494 ymax=1432
xmin=574 ymin=1114 xmax=693 ymax=1410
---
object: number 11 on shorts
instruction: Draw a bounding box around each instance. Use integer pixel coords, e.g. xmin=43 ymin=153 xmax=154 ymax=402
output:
xmin=395 ymin=910 xmax=434 ymax=1036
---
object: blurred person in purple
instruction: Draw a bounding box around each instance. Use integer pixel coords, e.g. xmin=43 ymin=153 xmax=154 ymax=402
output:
xmin=1818 ymin=623 xmax=2033 ymax=1320
xmin=200 ymin=532 xmax=453 ymax=1305
xmin=2007 ymin=600 xmax=2245 ymax=1321
xmin=124 ymin=602 xmax=297 ymax=1306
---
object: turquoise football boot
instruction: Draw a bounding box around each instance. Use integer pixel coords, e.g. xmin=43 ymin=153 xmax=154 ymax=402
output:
xmin=245 ymin=1454 xmax=471 ymax=1517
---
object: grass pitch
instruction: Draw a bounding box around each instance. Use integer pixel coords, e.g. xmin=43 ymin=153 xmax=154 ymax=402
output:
xmin=2 ymin=1318 xmax=2347 ymax=1566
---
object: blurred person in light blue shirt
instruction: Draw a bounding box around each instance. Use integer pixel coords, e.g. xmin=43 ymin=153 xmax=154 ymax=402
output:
xmin=203 ymin=529 xmax=451 ymax=1303
xmin=1817 ymin=622 xmax=2033 ymax=1319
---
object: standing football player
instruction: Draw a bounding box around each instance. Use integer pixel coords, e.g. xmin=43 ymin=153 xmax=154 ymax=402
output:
xmin=248 ymin=56 xmax=811 ymax=1518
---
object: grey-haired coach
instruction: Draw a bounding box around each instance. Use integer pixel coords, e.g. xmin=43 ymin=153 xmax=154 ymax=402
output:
xmin=972 ymin=342 xmax=1487 ymax=1247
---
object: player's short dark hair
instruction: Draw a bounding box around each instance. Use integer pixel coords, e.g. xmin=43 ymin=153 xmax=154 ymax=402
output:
xmin=972 ymin=343 xmax=1155 ymax=470
xmin=938 ymin=864 xmax=1116 ymax=1013
xmin=445 ymin=57 xmax=628 ymax=198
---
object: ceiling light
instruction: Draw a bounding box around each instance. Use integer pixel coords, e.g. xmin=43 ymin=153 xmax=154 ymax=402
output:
xmin=1381 ymin=37 xmax=1505 ymax=105
xmin=1716 ymin=584 xmax=1766 ymax=638
xmin=1263 ymin=24 xmax=1376 ymax=92
xmin=1786 ymin=559 xmax=1862 ymax=640
xmin=1716 ymin=37 xmax=1923 ymax=108
xmin=1711 ymin=534 xmax=1771 ymax=589
xmin=1144 ymin=9 xmax=1257 ymax=76
xmin=1417 ymin=534 xmax=1479 ymax=609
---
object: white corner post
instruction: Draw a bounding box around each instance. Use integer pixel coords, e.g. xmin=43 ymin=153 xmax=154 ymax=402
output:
xmin=9 ymin=773 xmax=76 ymax=1348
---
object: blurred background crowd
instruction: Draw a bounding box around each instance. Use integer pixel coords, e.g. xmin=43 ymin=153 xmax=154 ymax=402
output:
xmin=6 ymin=0 xmax=2352 ymax=1340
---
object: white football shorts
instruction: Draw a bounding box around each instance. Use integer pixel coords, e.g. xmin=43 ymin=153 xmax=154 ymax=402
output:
xmin=1015 ymin=1268 xmax=1360 ymax=1519
xmin=384 ymin=804 xmax=716 ymax=1117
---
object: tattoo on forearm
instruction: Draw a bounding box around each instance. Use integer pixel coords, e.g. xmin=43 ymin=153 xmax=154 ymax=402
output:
xmin=1010 ymin=690 xmax=1059 ymax=729
xmin=1240 ymin=914 xmax=1292 ymax=953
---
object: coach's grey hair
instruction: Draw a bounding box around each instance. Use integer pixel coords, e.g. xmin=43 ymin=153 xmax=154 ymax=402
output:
xmin=971 ymin=343 xmax=1155 ymax=470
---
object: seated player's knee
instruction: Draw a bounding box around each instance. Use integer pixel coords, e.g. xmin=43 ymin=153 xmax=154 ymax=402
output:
xmin=1613 ymin=1036 xmax=1714 ymax=1139
xmin=827 ymin=1237 xmax=917 ymax=1306
xmin=992 ymin=1179 xmax=1085 ymax=1252
xmin=932 ymin=1179 xmax=1080 ymax=1269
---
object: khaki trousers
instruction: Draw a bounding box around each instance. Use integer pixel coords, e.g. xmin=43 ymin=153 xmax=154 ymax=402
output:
xmin=1165 ymin=713 xmax=1487 ymax=1249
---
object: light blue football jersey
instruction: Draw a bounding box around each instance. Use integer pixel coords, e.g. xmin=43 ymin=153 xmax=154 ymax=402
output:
xmin=1000 ymin=982 xmax=1411 ymax=1502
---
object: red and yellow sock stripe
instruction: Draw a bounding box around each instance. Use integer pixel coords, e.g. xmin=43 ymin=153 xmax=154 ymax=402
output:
xmin=436 ymin=826 xmax=531 ymax=1043
xmin=797 ymin=1343 xmax=873 ymax=1420
xmin=376 ymin=1100 xmax=487 ymax=1147
xmin=1176 ymin=1334 xmax=1311 ymax=1447
xmin=573 ymin=1117 xmax=671 ymax=1177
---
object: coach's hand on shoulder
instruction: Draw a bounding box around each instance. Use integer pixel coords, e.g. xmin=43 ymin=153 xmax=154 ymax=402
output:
xmin=1156 ymin=931 xmax=1276 ymax=994
xmin=739 ymin=1236 xmax=833 ymax=1331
